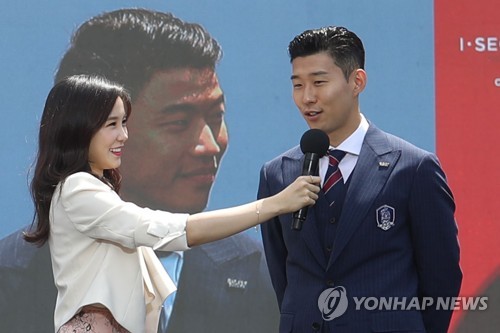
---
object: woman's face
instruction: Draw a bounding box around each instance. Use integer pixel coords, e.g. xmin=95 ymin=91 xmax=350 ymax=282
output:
xmin=88 ymin=97 xmax=129 ymax=176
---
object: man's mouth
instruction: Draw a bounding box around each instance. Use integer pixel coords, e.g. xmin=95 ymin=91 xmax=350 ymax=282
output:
xmin=181 ymin=167 xmax=217 ymax=184
xmin=304 ymin=110 xmax=322 ymax=117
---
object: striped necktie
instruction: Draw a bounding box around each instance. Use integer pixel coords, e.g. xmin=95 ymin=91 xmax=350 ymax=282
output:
xmin=323 ymin=149 xmax=347 ymax=206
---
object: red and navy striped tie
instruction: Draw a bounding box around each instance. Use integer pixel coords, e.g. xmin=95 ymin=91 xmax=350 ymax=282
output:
xmin=323 ymin=149 xmax=347 ymax=206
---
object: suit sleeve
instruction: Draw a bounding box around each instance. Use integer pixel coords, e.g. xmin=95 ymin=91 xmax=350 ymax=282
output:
xmin=258 ymin=163 xmax=288 ymax=309
xmin=408 ymin=153 xmax=462 ymax=333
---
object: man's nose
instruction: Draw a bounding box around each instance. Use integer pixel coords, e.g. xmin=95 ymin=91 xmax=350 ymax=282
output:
xmin=303 ymin=85 xmax=317 ymax=104
xmin=194 ymin=124 xmax=221 ymax=155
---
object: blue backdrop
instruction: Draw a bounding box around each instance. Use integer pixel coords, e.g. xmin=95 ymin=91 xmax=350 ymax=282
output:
xmin=0 ymin=0 xmax=434 ymax=237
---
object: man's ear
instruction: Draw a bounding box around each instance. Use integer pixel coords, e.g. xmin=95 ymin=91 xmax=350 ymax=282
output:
xmin=352 ymin=69 xmax=367 ymax=95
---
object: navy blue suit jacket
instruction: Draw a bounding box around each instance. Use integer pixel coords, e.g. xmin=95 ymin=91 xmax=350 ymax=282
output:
xmin=166 ymin=233 xmax=279 ymax=332
xmin=0 ymin=227 xmax=278 ymax=333
xmin=259 ymin=124 xmax=462 ymax=333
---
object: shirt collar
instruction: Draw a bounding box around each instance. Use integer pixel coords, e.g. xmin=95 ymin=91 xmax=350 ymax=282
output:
xmin=330 ymin=113 xmax=369 ymax=156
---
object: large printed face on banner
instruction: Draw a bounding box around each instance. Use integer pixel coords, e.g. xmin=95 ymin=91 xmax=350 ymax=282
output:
xmin=120 ymin=68 xmax=227 ymax=213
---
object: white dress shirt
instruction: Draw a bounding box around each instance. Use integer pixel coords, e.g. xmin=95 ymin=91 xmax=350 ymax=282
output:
xmin=319 ymin=113 xmax=369 ymax=186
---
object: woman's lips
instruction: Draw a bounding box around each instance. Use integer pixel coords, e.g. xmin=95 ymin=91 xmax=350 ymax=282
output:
xmin=110 ymin=147 xmax=123 ymax=157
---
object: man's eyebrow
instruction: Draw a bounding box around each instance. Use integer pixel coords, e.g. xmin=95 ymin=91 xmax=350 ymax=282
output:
xmin=161 ymin=95 xmax=225 ymax=114
xmin=291 ymin=71 xmax=329 ymax=80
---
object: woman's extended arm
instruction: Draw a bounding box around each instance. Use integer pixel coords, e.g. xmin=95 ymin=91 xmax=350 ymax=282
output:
xmin=185 ymin=175 xmax=320 ymax=246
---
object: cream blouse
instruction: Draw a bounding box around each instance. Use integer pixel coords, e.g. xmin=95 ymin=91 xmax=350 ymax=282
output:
xmin=48 ymin=172 xmax=190 ymax=333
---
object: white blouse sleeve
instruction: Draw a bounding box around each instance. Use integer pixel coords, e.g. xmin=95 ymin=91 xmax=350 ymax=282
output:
xmin=56 ymin=172 xmax=190 ymax=251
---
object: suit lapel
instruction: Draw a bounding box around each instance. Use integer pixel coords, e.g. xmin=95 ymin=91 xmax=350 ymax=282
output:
xmin=283 ymin=150 xmax=328 ymax=268
xmin=327 ymin=126 xmax=401 ymax=269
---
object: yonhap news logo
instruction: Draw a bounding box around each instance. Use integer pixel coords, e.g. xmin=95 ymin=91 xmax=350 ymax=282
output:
xmin=352 ymin=296 xmax=488 ymax=311
xmin=318 ymin=286 xmax=348 ymax=320
xmin=318 ymin=286 xmax=488 ymax=321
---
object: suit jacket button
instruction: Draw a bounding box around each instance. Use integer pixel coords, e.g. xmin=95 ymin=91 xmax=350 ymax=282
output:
xmin=326 ymin=280 xmax=334 ymax=287
xmin=326 ymin=246 xmax=332 ymax=252
xmin=330 ymin=217 xmax=336 ymax=224
xmin=312 ymin=322 xmax=321 ymax=331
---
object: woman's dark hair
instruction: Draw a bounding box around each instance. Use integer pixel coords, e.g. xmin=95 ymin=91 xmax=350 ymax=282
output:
xmin=24 ymin=74 xmax=132 ymax=245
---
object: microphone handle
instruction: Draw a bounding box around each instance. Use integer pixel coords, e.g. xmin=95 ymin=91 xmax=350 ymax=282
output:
xmin=292 ymin=208 xmax=308 ymax=230
xmin=291 ymin=152 xmax=320 ymax=231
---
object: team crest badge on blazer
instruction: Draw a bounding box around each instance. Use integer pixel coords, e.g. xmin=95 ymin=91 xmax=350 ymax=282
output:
xmin=376 ymin=205 xmax=395 ymax=231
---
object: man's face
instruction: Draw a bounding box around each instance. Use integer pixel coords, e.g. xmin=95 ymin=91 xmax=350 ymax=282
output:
xmin=120 ymin=68 xmax=227 ymax=213
xmin=291 ymin=52 xmax=362 ymax=145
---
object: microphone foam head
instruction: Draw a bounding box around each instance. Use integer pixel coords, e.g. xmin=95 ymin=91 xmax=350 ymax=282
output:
xmin=300 ymin=129 xmax=330 ymax=156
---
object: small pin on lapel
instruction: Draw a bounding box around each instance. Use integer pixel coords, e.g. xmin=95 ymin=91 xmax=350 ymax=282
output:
xmin=227 ymin=278 xmax=248 ymax=289
xmin=378 ymin=161 xmax=390 ymax=168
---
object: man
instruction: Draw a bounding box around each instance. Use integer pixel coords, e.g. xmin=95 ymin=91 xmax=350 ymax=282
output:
xmin=0 ymin=9 xmax=278 ymax=333
xmin=259 ymin=26 xmax=462 ymax=333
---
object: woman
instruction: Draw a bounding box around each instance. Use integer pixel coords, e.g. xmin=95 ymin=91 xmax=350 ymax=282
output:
xmin=24 ymin=74 xmax=320 ymax=333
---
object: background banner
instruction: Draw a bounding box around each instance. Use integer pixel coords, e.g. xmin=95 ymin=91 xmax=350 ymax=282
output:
xmin=435 ymin=0 xmax=499 ymax=331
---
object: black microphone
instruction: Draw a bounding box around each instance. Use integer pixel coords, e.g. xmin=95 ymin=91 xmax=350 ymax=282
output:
xmin=291 ymin=129 xmax=330 ymax=231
